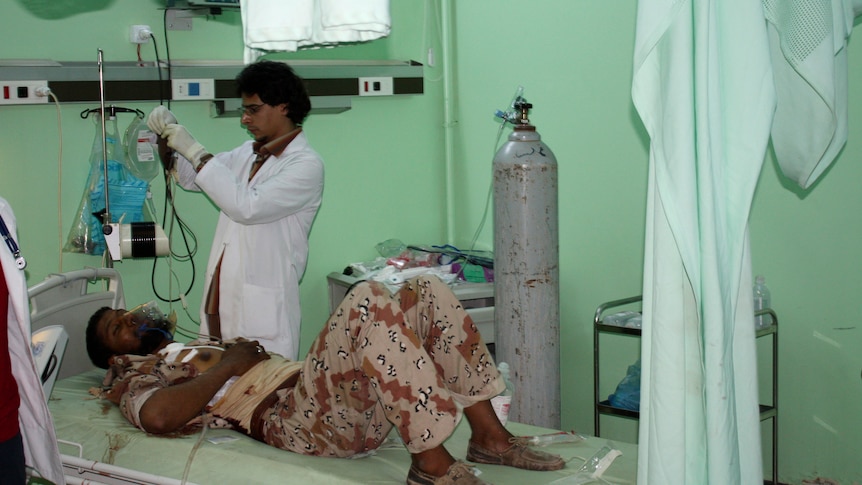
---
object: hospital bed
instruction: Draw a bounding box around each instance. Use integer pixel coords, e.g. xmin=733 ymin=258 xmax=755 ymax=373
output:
xmin=31 ymin=269 xmax=638 ymax=485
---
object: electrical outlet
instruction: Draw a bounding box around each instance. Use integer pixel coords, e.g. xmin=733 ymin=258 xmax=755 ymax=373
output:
xmin=172 ymin=79 xmax=215 ymax=100
xmin=358 ymin=77 xmax=393 ymax=96
xmin=0 ymin=81 xmax=49 ymax=105
xmin=130 ymin=25 xmax=152 ymax=44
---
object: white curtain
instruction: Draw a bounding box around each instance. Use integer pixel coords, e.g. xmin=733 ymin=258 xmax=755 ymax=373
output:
xmin=631 ymin=0 xmax=775 ymax=483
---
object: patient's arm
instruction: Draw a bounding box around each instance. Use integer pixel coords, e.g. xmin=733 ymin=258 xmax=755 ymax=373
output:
xmin=138 ymin=340 xmax=269 ymax=434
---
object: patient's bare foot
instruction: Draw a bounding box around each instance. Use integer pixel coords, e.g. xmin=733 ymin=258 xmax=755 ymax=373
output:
xmin=463 ymin=400 xmax=515 ymax=453
xmin=411 ymin=445 xmax=457 ymax=478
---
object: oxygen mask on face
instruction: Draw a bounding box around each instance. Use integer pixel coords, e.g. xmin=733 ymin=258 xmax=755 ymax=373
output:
xmin=127 ymin=301 xmax=176 ymax=340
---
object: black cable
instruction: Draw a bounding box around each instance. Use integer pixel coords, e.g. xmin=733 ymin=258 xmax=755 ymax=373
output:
xmin=164 ymin=184 xmax=199 ymax=263
xmin=162 ymin=9 xmax=173 ymax=110
xmin=145 ymin=32 xmax=198 ymax=304
xmin=148 ymin=32 xmax=166 ymax=105
xmin=151 ymin=179 xmax=198 ymax=303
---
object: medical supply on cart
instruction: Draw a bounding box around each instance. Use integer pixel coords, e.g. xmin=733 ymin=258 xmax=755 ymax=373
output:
xmin=753 ymin=275 xmax=772 ymax=329
xmin=601 ymin=311 xmax=642 ymax=329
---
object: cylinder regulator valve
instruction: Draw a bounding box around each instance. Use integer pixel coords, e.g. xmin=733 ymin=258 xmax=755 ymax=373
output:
xmin=513 ymin=101 xmax=533 ymax=126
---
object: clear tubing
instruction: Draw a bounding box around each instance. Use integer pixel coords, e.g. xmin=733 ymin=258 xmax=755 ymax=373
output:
xmin=528 ymin=431 xmax=586 ymax=446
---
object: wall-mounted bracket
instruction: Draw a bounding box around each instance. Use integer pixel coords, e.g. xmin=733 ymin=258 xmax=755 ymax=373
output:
xmin=165 ymin=9 xmax=195 ymax=31
xmin=0 ymin=59 xmax=423 ymax=115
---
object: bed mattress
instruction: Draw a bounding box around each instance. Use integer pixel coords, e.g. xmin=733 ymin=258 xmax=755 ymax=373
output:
xmin=49 ymin=370 xmax=637 ymax=484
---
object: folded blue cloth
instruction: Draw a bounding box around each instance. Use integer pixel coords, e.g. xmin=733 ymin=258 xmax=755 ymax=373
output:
xmin=608 ymin=358 xmax=641 ymax=411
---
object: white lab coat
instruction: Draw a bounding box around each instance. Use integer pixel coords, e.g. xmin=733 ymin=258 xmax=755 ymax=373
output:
xmin=0 ymin=197 xmax=65 ymax=484
xmin=175 ymin=132 xmax=324 ymax=359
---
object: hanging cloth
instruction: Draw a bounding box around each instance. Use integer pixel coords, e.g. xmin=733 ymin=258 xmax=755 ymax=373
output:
xmin=764 ymin=0 xmax=862 ymax=189
xmin=240 ymin=0 xmax=391 ymax=63
xmin=631 ymin=0 xmax=775 ymax=483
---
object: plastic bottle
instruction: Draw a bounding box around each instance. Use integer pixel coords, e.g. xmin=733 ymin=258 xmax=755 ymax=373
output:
xmin=491 ymin=362 xmax=514 ymax=425
xmin=753 ymin=275 xmax=772 ymax=330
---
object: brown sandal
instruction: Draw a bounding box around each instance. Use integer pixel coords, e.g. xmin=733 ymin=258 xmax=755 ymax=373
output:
xmin=406 ymin=461 xmax=490 ymax=485
xmin=466 ymin=438 xmax=565 ymax=471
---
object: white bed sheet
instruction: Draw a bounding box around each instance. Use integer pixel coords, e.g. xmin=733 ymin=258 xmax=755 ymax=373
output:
xmin=50 ymin=370 xmax=637 ymax=485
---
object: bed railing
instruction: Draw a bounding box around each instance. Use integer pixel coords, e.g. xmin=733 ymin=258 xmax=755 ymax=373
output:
xmin=28 ymin=268 xmax=125 ymax=381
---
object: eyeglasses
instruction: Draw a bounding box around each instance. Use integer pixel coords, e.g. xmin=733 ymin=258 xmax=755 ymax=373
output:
xmin=237 ymin=103 xmax=266 ymax=116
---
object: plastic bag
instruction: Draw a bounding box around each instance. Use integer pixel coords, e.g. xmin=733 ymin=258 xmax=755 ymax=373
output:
xmin=548 ymin=442 xmax=623 ymax=485
xmin=122 ymin=115 xmax=162 ymax=182
xmin=375 ymin=238 xmax=407 ymax=258
xmin=608 ymin=358 xmax=640 ymax=411
xmin=602 ymin=311 xmax=642 ymax=329
xmin=64 ymin=113 xmax=152 ymax=255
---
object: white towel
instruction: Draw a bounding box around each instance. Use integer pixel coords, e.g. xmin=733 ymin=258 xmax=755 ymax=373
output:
xmin=313 ymin=0 xmax=391 ymax=45
xmin=764 ymin=0 xmax=862 ymax=189
xmin=241 ymin=0 xmax=312 ymax=63
xmin=241 ymin=0 xmax=391 ymax=63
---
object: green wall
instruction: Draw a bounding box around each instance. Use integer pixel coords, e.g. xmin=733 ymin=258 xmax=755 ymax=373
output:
xmin=1 ymin=1 xmax=860 ymax=483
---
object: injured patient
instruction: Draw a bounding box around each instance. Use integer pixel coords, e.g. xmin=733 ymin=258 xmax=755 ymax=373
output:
xmin=85 ymin=275 xmax=564 ymax=485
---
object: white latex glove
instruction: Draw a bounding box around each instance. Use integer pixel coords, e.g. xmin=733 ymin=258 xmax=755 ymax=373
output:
xmin=147 ymin=106 xmax=178 ymax=135
xmin=161 ymin=124 xmax=208 ymax=168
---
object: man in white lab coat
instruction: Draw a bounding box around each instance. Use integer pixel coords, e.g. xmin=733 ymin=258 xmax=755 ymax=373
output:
xmin=0 ymin=196 xmax=64 ymax=484
xmin=147 ymin=61 xmax=324 ymax=360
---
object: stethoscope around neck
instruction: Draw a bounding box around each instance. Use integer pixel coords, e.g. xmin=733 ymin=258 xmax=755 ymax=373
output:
xmin=0 ymin=214 xmax=26 ymax=270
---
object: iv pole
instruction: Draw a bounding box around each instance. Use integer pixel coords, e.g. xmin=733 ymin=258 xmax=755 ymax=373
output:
xmin=97 ymin=49 xmax=113 ymax=269
xmin=95 ymin=48 xmax=169 ymax=265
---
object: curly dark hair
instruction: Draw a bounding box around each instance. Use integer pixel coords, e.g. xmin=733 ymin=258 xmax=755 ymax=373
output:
xmin=86 ymin=306 xmax=113 ymax=369
xmin=235 ymin=60 xmax=312 ymax=125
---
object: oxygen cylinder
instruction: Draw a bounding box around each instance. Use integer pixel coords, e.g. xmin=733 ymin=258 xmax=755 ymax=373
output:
xmin=492 ymin=100 xmax=560 ymax=429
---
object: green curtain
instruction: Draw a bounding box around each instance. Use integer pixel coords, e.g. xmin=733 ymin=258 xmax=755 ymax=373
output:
xmin=631 ymin=0 xmax=775 ymax=483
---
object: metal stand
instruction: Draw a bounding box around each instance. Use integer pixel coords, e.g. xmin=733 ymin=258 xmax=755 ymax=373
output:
xmin=593 ymin=298 xmax=779 ymax=484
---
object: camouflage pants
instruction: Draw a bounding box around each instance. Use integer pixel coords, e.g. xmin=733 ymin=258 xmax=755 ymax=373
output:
xmin=258 ymin=275 xmax=504 ymax=456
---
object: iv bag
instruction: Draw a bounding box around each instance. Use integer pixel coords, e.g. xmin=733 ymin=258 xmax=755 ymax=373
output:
xmin=123 ymin=115 xmax=162 ymax=182
xmin=64 ymin=113 xmax=153 ymax=255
